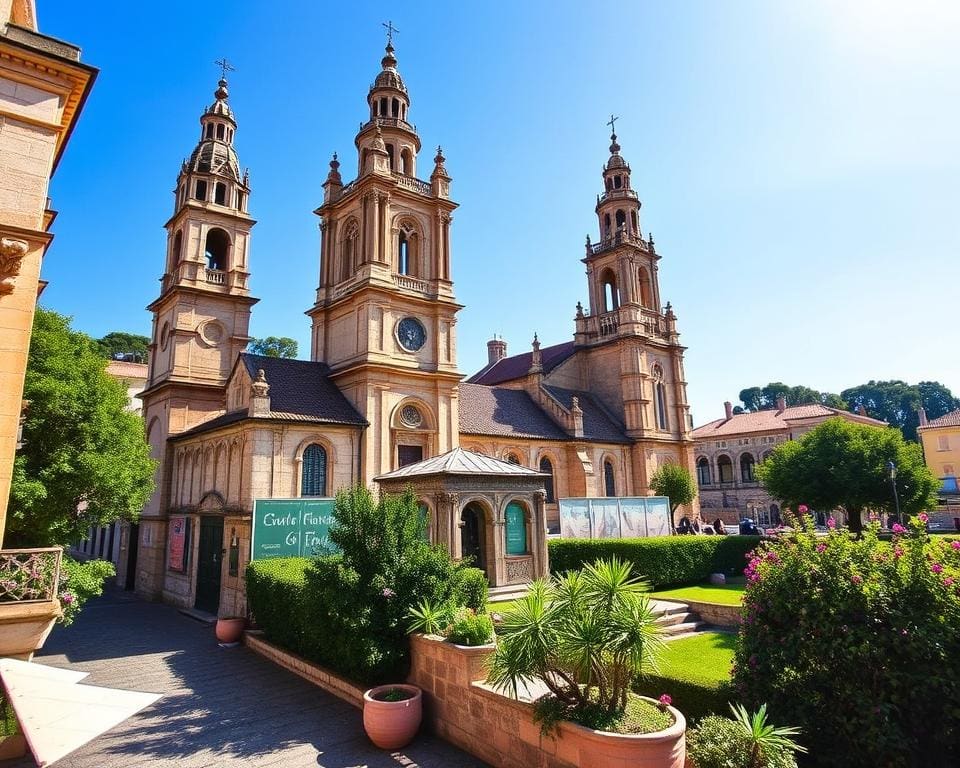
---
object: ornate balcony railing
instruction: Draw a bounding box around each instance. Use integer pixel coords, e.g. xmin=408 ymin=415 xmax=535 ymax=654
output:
xmin=360 ymin=116 xmax=416 ymax=133
xmin=205 ymin=268 xmax=226 ymax=285
xmin=393 ymin=273 xmax=429 ymax=293
xmin=0 ymin=547 xmax=63 ymax=604
xmin=598 ymin=188 xmax=639 ymax=205
xmin=393 ymin=173 xmax=432 ymax=196
xmin=588 ymin=231 xmax=648 ymax=256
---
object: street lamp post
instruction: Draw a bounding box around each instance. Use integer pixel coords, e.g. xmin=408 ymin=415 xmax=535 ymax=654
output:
xmin=887 ymin=460 xmax=902 ymax=527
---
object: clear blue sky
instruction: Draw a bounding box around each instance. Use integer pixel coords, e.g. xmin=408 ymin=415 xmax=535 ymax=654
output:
xmin=39 ymin=1 xmax=959 ymax=424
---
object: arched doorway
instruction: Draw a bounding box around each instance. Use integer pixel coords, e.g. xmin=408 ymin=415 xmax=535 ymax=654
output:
xmin=461 ymin=503 xmax=486 ymax=572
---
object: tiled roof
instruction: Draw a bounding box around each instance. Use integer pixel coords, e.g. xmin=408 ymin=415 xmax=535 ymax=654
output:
xmin=923 ymin=408 xmax=960 ymax=429
xmin=543 ymin=386 xmax=631 ymax=443
xmin=240 ymin=354 xmax=367 ymax=426
xmin=692 ymin=404 xmax=886 ymax=438
xmin=467 ymin=340 xmax=576 ymax=386
xmin=375 ymin=447 xmax=545 ymax=481
xmin=458 ymin=383 xmax=569 ymax=440
xmin=105 ymin=360 xmax=148 ymax=380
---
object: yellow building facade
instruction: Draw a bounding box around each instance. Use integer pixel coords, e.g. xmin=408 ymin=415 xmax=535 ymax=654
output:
xmin=0 ymin=0 xmax=95 ymax=544
xmin=918 ymin=408 xmax=960 ymax=497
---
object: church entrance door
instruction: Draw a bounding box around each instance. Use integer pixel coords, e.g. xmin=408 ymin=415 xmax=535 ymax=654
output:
xmin=460 ymin=505 xmax=485 ymax=572
xmin=195 ymin=516 xmax=223 ymax=615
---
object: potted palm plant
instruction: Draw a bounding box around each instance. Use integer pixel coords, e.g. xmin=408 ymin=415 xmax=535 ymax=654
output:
xmin=486 ymin=558 xmax=687 ymax=767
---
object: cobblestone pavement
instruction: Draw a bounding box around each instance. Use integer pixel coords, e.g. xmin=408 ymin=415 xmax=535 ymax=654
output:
xmin=10 ymin=588 xmax=486 ymax=767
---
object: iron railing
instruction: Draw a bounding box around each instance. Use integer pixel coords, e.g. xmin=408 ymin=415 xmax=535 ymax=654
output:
xmin=0 ymin=547 xmax=62 ymax=603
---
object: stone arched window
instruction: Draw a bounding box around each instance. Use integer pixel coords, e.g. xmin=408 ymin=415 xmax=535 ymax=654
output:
xmin=653 ymin=365 xmax=668 ymax=430
xmin=391 ymin=97 xmax=400 ymax=117
xmin=614 ymin=175 xmax=622 ymax=189
xmin=638 ymin=266 xmax=653 ymax=308
xmin=615 ymin=209 xmax=626 ymax=230
xmin=204 ymin=228 xmax=230 ymax=272
xmin=195 ymin=179 xmax=208 ymax=201
xmin=214 ymin=182 xmax=227 ymax=206
xmin=340 ymin=220 xmax=359 ymax=282
xmin=717 ymin=455 xmax=734 ymax=484
xmin=205 ymin=124 xmax=214 ymax=139
xmin=505 ymin=452 xmax=522 ymax=466
xmin=216 ymin=123 xmax=225 ymax=140
xmin=696 ymin=457 xmax=711 ymax=486
xmin=600 ymin=268 xmax=619 ymax=312
xmin=741 ymin=454 xmax=756 ymax=483
xmin=386 ymin=143 xmax=395 ymax=170
xmin=169 ymin=230 xmax=183 ymax=272
xmin=539 ymin=456 xmax=556 ymax=503
xmin=396 ymin=220 xmax=419 ymax=277
xmin=400 ymin=147 xmax=413 ymax=175
xmin=603 ymin=213 xmax=611 ymax=237
xmin=301 ymin=444 xmax=328 ymax=497
xmin=603 ymin=459 xmax=616 ymax=497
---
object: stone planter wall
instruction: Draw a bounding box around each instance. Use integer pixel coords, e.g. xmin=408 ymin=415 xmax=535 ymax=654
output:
xmin=408 ymin=634 xmax=686 ymax=768
xmin=0 ymin=599 xmax=61 ymax=660
xmin=680 ymin=600 xmax=740 ymax=629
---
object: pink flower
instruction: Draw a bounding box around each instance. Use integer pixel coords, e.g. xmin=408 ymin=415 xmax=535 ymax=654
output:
xmin=382 ymin=588 xmax=395 ymax=598
xmin=944 ymin=577 xmax=955 ymax=587
xmin=851 ymin=574 xmax=863 ymax=585
xmin=892 ymin=523 xmax=906 ymax=534
xmin=765 ymin=551 xmax=780 ymax=564
xmin=658 ymin=694 xmax=672 ymax=709
xmin=951 ymin=541 xmax=960 ymax=551
xmin=798 ymin=505 xmax=809 ymax=514
xmin=827 ymin=517 xmax=837 ymax=529
xmin=60 ymin=592 xmax=75 ymax=605
xmin=816 ymin=543 xmax=827 ymax=553
xmin=893 ymin=546 xmax=904 ymax=558
xmin=931 ymin=563 xmax=944 ymax=575
xmin=919 ymin=513 xmax=929 ymax=524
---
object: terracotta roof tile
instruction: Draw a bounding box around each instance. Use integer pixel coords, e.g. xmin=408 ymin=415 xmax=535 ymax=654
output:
xmin=105 ymin=360 xmax=148 ymax=379
xmin=923 ymin=408 xmax=960 ymax=428
xmin=692 ymin=404 xmax=886 ymax=438
xmin=543 ymin=386 xmax=630 ymax=443
xmin=458 ymin=384 xmax=569 ymax=440
xmin=467 ymin=341 xmax=576 ymax=385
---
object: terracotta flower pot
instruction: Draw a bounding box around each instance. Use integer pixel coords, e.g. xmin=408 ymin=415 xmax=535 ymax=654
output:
xmin=362 ymin=684 xmax=422 ymax=750
xmin=557 ymin=696 xmax=686 ymax=768
xmin=215 ymin=617 xmax=246 ymax=643
xmin=0 ymin=599 xmax=61 ymax=661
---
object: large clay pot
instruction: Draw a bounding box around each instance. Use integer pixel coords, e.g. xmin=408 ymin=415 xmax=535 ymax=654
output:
xmin=215 ymin=617 xmax=246 ymax=643
xmin=556 ymin=696 xmax=687 ymax=768
xmin=362 ymin=684 xmax=422 ymax=750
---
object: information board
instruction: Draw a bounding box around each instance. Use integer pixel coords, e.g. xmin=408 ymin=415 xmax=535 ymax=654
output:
xmin=251 ymin=499 xmax=337 ymax=560
xmin=558 ymin=496 xmax=672 ymax=539
xmin=167 ymin=516 xmax=189 ymax=572
xmin=505 ymin=502 xmax=527 ymax=555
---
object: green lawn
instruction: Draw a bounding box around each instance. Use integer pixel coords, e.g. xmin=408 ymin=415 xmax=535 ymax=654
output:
xmin=648 ymin=578 xmax=746 ymax=606
xmin=636 ymin=631 xmax=736 ymax=721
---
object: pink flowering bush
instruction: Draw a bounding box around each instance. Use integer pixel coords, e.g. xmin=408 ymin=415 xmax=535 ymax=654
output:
xmin=734 ymin=514 xmax=960 ymax=766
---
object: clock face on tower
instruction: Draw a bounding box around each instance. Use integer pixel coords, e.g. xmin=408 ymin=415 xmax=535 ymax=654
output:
xmin=397 ymin=317 xmax=427 ymax=352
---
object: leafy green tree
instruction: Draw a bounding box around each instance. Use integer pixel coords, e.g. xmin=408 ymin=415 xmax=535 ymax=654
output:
xmin=7 ymin=308 xmax=156 ymax=547
xmin=737 ymin=383 xmax=845 ymax=412
xmin=842 ymin=379 xmax=959 ymax=440
xmin=757 ymin=418 xmax=936 ymax=534
xmin=94 ymin=330 xmax=150 ymax=362
xmin=649 ymin=463 xmax=697 ymax=530
xmin=248 ymin=336 xmax=298 ymax=358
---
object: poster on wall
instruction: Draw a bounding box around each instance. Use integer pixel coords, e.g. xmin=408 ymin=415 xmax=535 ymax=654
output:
xmin=251 ymin=499 xmax=337 ymax=560
xmin=558 ymin=497 xmax=671 ymax=540
xmin=167 ymin=516 xmax=188 ymax=572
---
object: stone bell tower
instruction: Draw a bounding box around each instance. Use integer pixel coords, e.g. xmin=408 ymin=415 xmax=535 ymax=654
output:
xmin=306 ymin=33 xmax=460 ymax=483
xmin=135 ymin=70 xmax=258 ymax=598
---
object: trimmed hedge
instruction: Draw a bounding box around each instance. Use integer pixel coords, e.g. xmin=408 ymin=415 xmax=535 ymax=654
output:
xmin=634 ymin=675 xmax=732 ymax=723
xmin=246 ymin=557 xmax=311 ymax=652
xmin=548 ymin=536 xmax=761 ymax=588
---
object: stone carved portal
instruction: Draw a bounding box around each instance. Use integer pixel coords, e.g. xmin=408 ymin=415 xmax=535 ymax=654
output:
xmin=460 ymin=504 xmax=485 ymax=572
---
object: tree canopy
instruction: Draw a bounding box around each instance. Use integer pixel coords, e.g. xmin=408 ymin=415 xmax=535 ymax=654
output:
xmin=737 ymin=382 xmax=845 ymax=413
xmin=841 ymin=380 xmax=959 ymax=441
xmin=756 ymin=418 xmax=936 ymax=535
xmin=7 ymin=308 xmax=156 ymax=547
xmin=649 ymin=462 xmax=697 ymax=530
xmin=248 ymin=336 xmax=298 ymax=359
xmin=94 ymin=330 xmax=150 ymax=362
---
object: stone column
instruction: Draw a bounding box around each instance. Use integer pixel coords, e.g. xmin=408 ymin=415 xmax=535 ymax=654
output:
xmin=371 ymin=192 xmax=381 ymax=264
xmin=532 ymin=489 xmax=549 ymax=579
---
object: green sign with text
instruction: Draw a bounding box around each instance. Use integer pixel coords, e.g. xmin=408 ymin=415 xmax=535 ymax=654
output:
xmin=251 ymin=498 xmax=338 ymax=560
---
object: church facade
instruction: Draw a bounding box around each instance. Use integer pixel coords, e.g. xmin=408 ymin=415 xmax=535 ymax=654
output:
xmin=124 ymin=40 xmax=697 ymax=615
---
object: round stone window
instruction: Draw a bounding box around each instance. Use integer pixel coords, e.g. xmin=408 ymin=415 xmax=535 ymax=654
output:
xmin=400 ymin=404 xmax=423 ymax=429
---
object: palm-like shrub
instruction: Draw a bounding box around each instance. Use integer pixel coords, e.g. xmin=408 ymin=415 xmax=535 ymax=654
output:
xmin=486 ymin=558 xmax=664 ymax=730
xmin=687 ymin=703 xmax=805 ymax=768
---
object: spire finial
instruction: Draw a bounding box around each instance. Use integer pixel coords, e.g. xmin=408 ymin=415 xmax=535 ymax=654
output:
xmin=214 ymin=58 xmax=234 ymax=101
xmin=607 ymin=114 xmax=621 ymax=155
xmin=382 ymin=20 xmax=400 ymax=47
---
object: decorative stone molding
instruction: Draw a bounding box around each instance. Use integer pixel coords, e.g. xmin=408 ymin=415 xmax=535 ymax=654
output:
xmin=506 ymin=556 xmax=533 ymax=584
xmin=0 ymin=238 xmax=30 ymax=296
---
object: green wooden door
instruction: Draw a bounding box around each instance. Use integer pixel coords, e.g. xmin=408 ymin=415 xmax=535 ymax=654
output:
xmin=195 ymin=516 xmax=223 ymax=614
xmin=505 ymin=502 xmax=528 ymax=555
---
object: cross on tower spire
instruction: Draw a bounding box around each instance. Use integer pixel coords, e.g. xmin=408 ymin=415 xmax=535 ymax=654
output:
xmin=607 ymin=113 xmax=619 ymax=136
xmin=214 ymin=58 xmax=235 ymax=80
xmin=382 ymin=20 xmax=400 ymax=46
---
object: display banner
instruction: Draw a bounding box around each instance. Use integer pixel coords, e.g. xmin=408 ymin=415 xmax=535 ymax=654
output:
xmin=251 ymin=499 xmax=337 ymax=560
xmin=558 ymin=497 xmax=672 ymax=539
xmin=167 ymin=516 xmax=189 ymax=572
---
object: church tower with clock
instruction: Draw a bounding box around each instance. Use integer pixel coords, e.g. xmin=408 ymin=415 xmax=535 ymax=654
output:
xmin=306 ymin=34 xmax=461 ymax=483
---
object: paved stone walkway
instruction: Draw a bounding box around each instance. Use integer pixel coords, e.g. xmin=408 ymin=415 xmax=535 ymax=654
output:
xmin=9 ymin=588 xmax=486 ymax=767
